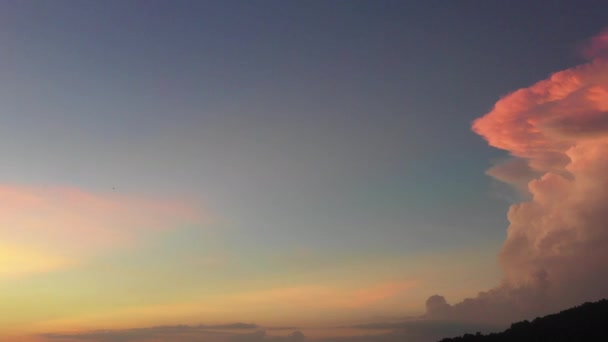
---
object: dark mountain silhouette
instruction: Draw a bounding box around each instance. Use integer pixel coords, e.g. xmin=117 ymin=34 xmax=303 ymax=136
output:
xmin=438 ymin=299 xmax=608 ymax=342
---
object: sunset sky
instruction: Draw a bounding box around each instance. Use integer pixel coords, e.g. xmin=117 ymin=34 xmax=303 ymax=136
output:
xmin=2 ymin=1 xmax=608 ymax=341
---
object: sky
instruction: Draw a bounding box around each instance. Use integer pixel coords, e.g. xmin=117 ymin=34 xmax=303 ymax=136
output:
xmin=1 ymin=1 xmax=608 ymax=341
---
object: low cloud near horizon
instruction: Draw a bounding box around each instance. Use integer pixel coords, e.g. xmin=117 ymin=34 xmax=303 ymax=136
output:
xmin=41 ymin=324 xmax=305 ymax=342
xmin=39 ymin=320 xmax=498 ymax=342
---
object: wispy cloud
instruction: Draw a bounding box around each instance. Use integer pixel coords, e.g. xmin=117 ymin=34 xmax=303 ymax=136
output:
xmin=27 ymin=279 xmax=416 ymax=340
xmin=217 ymin=280 xmax=418 ymax=313
xmin=41 ymin=324 xmax=305 ymax=342
xmin=39 ymin=319 xmax=499 ymax=342
xmin=0 ymin=184 xmax=208 ymax=276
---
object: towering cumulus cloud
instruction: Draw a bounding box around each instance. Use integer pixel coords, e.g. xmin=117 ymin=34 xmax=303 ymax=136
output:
xmin=426 ymin=29 xmax=608 ymax=324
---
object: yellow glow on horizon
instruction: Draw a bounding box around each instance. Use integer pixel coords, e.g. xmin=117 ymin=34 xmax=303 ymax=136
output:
xmin=24 ymin=279 xmax=417 ymax=335
xmin=0 ymin=244 xmax=502 ymax=337
xmin=0 ymin=244 xmax=72 ymax=278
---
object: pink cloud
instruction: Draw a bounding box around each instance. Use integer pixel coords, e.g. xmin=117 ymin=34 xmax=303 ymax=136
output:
xmin=0 ymin=184 xmax=209 ymax=273
xmin=426 ymin=29 xmax=608 ymax=323
xmin=582 ymin=28 xmax=608 ymax=59
xmin=228 ymin=280 xmax=417 ymax=311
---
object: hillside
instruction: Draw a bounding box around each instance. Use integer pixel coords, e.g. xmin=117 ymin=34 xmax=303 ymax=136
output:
xmin=439 ymin=299 xmax=608 ymax=342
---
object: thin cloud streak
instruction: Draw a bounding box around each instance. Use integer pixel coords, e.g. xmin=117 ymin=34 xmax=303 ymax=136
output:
xmin=39 ymin=320 xmax=500 ymax=342
xmin=0 ymin=184 xmax=208 ymax=275
xmin=40 ymin=324 xmax=305 ymax=342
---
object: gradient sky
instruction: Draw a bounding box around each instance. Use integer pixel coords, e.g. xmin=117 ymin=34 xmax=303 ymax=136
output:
xmin=1 ymin=1 xmax=608 ymax=341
